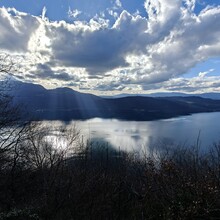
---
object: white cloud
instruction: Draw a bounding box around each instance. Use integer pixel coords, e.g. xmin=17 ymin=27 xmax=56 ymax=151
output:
xmin=184 ymin=0 xmax=196 ymax=11
xmin=198 ymin=69 xmax=214 ymax=78
xmin=0 ymin=1 xmax=220 ymax=93
xmin=0 ymin=7 xmax=39 ymax=52
xmin=161 ymin=75 xmax=220 ymax=93
xmin=107 ymin=9 xmax=119 ymax=18
xmin=42 ymin=6 xmax=47 ymax=20
xmin=68 ymin=8 xmax=82 ymax=18
xmin=115 ymin=0 xmax=122 ymax=8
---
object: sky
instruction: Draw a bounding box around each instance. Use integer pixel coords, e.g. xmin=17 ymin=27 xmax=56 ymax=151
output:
xmin=0 ymin=0 xmax=220 ymax=95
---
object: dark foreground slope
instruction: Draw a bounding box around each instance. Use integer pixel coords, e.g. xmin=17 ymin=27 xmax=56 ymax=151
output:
xmin=7 ymin=81 xmax=220 ymax=121
xmin=1 ymin=124 xmax=220 ymax=220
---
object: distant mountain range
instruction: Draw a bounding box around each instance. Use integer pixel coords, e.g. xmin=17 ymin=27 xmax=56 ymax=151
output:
xmin=103 ymin=92 xmax=220 ymax=100
xmin=3 ymin=80 xmax=220 ymax=121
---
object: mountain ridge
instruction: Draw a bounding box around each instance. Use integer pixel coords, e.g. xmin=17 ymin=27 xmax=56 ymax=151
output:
xmin=103 ymin=92 xmax=220 ymax=100
xmin=3 ymin=80 xmax=220 ymax=121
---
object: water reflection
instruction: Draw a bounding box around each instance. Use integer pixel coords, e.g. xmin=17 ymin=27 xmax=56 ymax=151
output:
xmin=43 ymin=112 xmax=220 ymax=153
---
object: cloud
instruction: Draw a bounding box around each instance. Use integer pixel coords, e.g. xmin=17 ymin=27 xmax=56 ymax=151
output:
xmin=141 ymin=74 xmax=220 ymax=93
xmin=68 ymin=8 xmax=82 ymax=18
xmin=0 ymin=7 xmax=39 ymax=52
xmin=45 ymin=10 xmax=148 ymax=75
xmin=184 ymin=0 xmax=196 ymax=11
xmin=42 ymin=6 xmax=47 ymax=20
xmin=0 ymin=1 xmax=220 ymax=93
xmin=198 ymin=69 xmax=214 ymax=78
xmin=31 ymin=64 xmax=76 ymax=81
xmin=115 ymin=0 xmax=122 ymax=8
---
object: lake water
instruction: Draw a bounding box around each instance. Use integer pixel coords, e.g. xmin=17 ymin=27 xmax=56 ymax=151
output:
xmin=46 ymin=112 xmax=220 ymax=154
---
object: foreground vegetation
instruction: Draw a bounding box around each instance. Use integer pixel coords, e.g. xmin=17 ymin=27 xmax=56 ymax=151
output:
xmin=1 ymin=115 xmax=220 ymax=220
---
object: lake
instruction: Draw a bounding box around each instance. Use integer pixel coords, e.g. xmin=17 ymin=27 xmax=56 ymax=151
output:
xmin=45 ymin=112 xmax=220 ymax=154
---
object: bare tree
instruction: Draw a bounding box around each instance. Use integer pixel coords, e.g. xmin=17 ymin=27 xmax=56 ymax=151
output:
xmin=0 ymin=54 xmax=26 ymax=170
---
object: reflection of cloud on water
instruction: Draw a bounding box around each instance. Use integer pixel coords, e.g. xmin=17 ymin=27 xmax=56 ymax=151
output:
xmin=40 ymin=119 xmax=189 ymax=155
xmin=41 ymin=112 xmax=220 ymax=155
xmin=75 ymin=119 xmax=155 ymax=153
xmin=75 ymin=119 xmax=195 ymax=155
xmin=160 ymin=117 xmax=191 ymax=123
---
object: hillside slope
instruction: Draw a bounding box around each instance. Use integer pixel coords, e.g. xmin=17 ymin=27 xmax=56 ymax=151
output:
xmin=5 ymin=81 xmax=220 ymax=121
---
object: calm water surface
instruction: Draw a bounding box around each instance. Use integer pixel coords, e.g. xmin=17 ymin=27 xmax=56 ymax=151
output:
xmin=46 ymin=112 xmax=220 ymax=153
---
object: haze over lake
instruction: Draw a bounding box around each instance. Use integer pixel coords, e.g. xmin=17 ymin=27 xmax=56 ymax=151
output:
xmin=45 ymin=112 xmax=220 ymax=154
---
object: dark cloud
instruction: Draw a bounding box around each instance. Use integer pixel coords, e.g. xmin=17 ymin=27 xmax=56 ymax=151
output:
xmin=34 ymin=64 xmax=75 ymax=81
xmin=46 ymin=11 xmax=148 ymax=75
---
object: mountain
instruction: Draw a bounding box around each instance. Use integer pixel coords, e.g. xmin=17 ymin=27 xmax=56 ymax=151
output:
xmin=198 ymin=93 xmax=220 ymax=100
xmin=3 ymin=80 xmax=220 ymax=121
xmin=149 ymin=92 xmax=220 ymax=100
xmin=103 ymin=92 xmax=220 ymax=100
xmin=102 ymin=92 xmax=188 ymax=98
